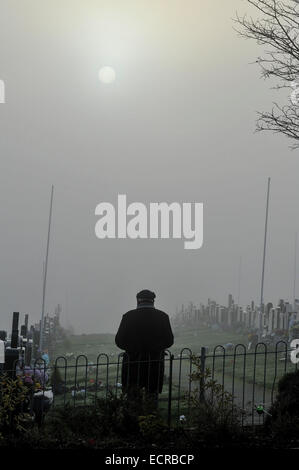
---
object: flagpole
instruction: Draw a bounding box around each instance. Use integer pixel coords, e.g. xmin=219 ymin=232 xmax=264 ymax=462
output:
xmin=39 ymin=185 xmax=54 ymax=352
xmin=259 ymin=177 xmax=271 ymax=340
xmin=293 ymin=232 xmax=297 ymax=308
xmin=237 ymin=256 xmax=242 ymax=306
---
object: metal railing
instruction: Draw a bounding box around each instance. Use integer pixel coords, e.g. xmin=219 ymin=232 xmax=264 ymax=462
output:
xmin=1 ymin=341 xmax=297 ymax=428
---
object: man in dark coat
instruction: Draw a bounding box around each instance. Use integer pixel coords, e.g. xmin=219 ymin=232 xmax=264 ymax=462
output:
xmin=115 ymin=290 xmax=174 ymax=397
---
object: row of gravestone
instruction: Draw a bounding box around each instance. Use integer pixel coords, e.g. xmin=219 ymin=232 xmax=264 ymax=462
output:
xmin=174 ymin=297 xmax=299 ymax=334
xmin=0 ymin=312 xmax=40 ymax=377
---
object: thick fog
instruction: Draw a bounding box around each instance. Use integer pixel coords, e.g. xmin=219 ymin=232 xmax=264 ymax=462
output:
xmin=0 ymin=0 xmax=298 ymax=334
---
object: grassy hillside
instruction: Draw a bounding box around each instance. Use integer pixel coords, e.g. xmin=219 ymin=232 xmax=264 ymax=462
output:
xmin=54 ymin=326 xmax=248 ymax=359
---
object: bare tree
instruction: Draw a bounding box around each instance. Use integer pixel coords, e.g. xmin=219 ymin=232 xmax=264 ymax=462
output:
xmin=235 ymin=0 xmax=299 ymax=148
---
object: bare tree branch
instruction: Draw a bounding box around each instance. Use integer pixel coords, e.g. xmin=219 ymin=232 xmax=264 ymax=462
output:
xmin=235 ymin=0 xmax=299 ymax=148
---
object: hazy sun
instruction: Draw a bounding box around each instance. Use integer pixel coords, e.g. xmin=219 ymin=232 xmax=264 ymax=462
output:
xmin=98 ymin=66 xmax=116 ymax=84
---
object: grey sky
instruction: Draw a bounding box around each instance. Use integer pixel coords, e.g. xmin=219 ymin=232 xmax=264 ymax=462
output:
xmin=0 ymin=0 xmax=298 ymax=334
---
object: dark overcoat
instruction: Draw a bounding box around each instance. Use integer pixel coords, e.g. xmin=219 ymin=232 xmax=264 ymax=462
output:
xmin=115 ymin=307 xmax=174 ymax=393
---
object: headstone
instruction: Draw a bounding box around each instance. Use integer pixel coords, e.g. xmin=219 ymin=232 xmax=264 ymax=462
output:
xmin=11 ymin=312 xmax=19 ymax=349
xmin=0 ymin=340 xmax=5 ymax=364
xmin=0 ymin=331 xmax=6 ymax=341
xmin=269 ymin=308 xmax=275 ymax=333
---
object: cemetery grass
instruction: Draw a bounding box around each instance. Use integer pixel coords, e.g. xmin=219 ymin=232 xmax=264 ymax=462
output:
xmin=54 ymin=326 xmax=248 ymax=358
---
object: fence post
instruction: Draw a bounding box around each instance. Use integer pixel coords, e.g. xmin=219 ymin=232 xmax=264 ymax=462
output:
xmin=167 ymin=354 xmax=174 ymax=428
xmin=199 ymin=347 xmax=206 ymax=403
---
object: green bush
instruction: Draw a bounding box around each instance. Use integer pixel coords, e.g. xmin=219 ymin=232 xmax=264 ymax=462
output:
xmin=0 ymin=374 xmax=32 ymax=441
xmin=42 ymin=393 xmax=144 ymax=443
xmin=266 ymin=369 xmax=299 ymax=442
xmin=138 ymin=413 xmax=168 ymax=442
xmin=187 ymin=356 xmax=245 ymax=442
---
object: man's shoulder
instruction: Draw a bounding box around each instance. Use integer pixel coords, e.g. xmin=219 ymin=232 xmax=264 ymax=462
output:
xmin=123 ymin=309 xmax=137 ymax=317
xmin=123 ymin=308 xmax=169 ymax=318
xmin=154 ymin=308 xmax=169 ymax=318
xmin=122 ymin=309 xmax=139 ymax=319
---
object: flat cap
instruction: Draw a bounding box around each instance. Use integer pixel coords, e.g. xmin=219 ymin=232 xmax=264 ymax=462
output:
xmin=136 ymin=289 xmax=156 ymax=301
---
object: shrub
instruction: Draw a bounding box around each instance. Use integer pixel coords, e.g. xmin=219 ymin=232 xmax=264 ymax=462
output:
xmin=266 ymin=369 xmax=299 ymax=442
xmin=34 ymin=391 xmax=170 ymax=448
xmin=138 ymin=413 xmax=168 ymax=442
xmin=42 ymin=392 xmax=144 ymax=444
xmin=0 ymin=374 xmax=32 ymax=441
xmin=187 ymin=355 xmax=245 ymax=442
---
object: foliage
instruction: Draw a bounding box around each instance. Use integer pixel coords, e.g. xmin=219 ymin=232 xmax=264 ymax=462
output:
xmin=95 ymin=392 xmax=141 ymax=436
xmin=43 ymin=405 xmax=102 ymax=443
xmin=266 ymin=369 xmax=299 ymax=442
xmin=138 ymin=413 xmax=168 ymax=442
xmin=40 ymin=392 xmax=148 ymax=444
xmin=1 ymin=376 xmax=298 ymax=449
xmin=0 ymin=374 xmax=32 ymax=440
xmin=11 ymin=391 xmax=170 ymax=448
xmin=187 ymin=355 xmax=245 ymax=440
